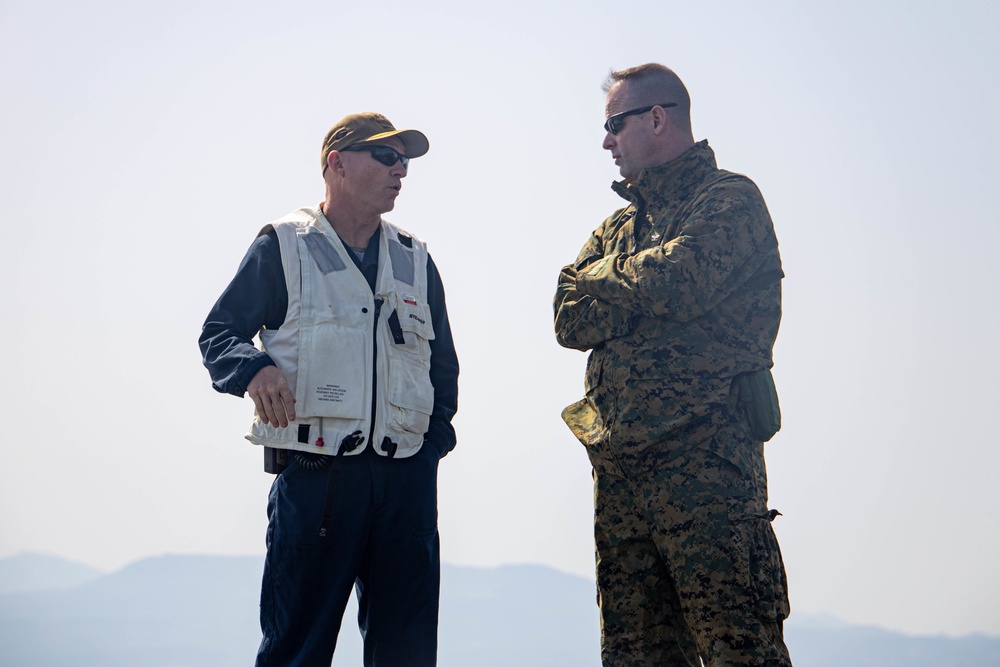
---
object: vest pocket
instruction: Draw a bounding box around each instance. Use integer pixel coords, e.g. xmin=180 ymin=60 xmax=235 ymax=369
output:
xmin=387 ymin=355 xmax=434 ymax=435
xmin=396 ymin=293 xmax=434 ymax=331
xmin=297 ymin=324 xmax=368 ymax=418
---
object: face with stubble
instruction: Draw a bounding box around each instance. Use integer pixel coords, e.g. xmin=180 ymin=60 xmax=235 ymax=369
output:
xmin=338 ymin=136 xmax=410 ymax=216
xmin=601 ymin=82 xmax=665 ymax=181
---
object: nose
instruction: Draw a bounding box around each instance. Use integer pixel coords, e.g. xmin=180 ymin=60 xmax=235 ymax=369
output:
xmin=602 ymin=132 xmax=616 ymax=151
xmin=391 ymin=160 xmax=407 ymax=178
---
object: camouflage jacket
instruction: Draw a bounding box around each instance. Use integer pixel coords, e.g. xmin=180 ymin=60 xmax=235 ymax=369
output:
xmin=554 ymin=140 xmax=782 ymax=457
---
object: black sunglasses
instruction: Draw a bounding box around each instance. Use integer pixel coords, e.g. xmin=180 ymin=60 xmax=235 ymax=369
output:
xmin=343 ymin=144 xmax=409 ymax=169
xmin=604 ymin=103 xmax=677 ymax=135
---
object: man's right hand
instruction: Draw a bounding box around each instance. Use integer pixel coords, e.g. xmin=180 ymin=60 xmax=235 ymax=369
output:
xmin=247 ymin=365 xmax=297 ymax=428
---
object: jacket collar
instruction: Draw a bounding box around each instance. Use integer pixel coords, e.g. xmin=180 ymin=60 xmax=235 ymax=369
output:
xmin=611 ymin=140 xmax=718 ymax=216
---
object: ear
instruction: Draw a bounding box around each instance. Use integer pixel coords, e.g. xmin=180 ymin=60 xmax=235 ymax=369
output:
xmin=326 ymin=150 xmax=347 ymax=175
xmin=650 ymin=105 xmax=673 ymax=136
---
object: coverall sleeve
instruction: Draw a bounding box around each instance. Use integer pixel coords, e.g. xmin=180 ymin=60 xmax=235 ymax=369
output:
xmin=553 ymin=214 xmax=636 ymax=351
xmin=199 ymin=232 xmax=288 ymax=396
xmin=574 ymin=179 xmax=776 ymax=322
xmin=425 ymin=255 xmax=460 ymax=457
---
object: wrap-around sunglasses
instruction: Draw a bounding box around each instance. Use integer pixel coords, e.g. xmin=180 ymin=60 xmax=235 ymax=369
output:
xmin=343 ymin=144 xmax=409 ymax=169
xmin=604 ymin=102 xmax=677 ymax=135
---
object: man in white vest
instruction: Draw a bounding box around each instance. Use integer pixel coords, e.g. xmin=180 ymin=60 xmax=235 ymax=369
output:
xmin=200 ymin=112 xmax=459 ymax=666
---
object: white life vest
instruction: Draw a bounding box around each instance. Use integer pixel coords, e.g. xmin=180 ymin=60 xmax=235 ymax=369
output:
xmin=245 ymin=207 xmax=435 ymax=458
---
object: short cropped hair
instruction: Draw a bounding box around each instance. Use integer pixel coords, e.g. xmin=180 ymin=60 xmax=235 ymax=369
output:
xmin=603 ymin=63 xmax=691 ymax=126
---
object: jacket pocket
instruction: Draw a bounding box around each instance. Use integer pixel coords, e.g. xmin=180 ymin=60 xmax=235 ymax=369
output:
xmin=733 ymin=369 xmax=781 ymax=442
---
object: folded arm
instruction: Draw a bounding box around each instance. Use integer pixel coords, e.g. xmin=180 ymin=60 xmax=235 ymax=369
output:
xmin=574 ymin=180 xmax=775 ymax=322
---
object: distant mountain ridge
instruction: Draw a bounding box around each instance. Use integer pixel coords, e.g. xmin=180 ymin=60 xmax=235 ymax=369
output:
xmin=1 ymin=552 xmax=998 ymax=667
xmin=0 ymin=551 xmax=104 ymax=593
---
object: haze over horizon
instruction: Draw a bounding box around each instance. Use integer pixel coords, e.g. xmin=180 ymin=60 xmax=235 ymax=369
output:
xmin=9 ymin=552 xmax=1000 ymax=667
xmin=2 ymin=0 xmax=998 ymax=639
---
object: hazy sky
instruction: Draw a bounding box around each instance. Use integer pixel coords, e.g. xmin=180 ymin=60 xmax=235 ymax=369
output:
xmin=2 ymin=0 xmax=998 ymax=639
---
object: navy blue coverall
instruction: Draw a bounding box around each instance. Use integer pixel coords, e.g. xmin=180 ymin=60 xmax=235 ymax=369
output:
xmin=200 ymin=225 xmax=459 ymax=667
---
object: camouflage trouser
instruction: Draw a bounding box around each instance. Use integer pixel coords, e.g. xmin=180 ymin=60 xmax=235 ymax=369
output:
xmin=593 ymin=418 xmax=792 ymax=667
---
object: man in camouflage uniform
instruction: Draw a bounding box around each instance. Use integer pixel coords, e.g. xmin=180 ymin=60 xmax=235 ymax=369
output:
xmin=554 ymin=63 xmax=793 ymax=666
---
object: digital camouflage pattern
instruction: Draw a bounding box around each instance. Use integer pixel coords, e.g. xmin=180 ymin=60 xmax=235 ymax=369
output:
xmin=555 ymin=140 xmax=783 ymax=472
xmin=554 ymin=140 xmax=791 ymax=666
xmin=595 ymin=414 xmax=791 ymax=666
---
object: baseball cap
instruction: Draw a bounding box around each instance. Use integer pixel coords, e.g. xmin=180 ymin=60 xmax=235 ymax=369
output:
xmin=321 ymin=112 xmax=429 ymax=172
